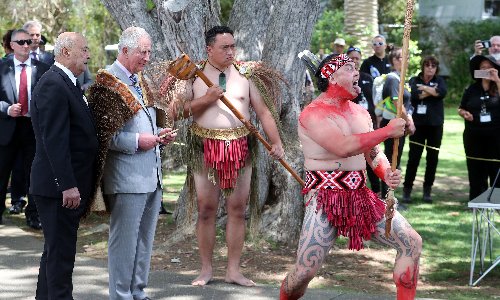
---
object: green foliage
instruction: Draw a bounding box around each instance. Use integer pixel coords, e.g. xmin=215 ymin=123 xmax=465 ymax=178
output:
xmin=220 ymin=0 xmax=234 ymax=24
xmin=145 ymin=0 xmax=156 ymax=12
xmin=407 ymin=39 xmax=422 ymax=77
xmin=437 ymin=19 xmax=500 ymax=105
xmin=310 ymin=9 xmax=350 ymax=55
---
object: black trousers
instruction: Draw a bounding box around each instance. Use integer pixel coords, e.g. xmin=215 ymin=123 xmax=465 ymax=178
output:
xmin=403 ymin=125 xmax=443 ymax=190
xmin=0 ymin=117 xmax=36 ymax=218
xmin=34 ymin=195 xmax=87 ymax=300
xmin=10 ymin=152 xmax=28 ymax=202
xmin=380 ymin=118 xmax=406 ymax=197
xmin=463 ymin=127 xmax=500 ymax=200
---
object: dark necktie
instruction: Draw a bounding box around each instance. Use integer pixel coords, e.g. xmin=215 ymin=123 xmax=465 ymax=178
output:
xmin=31 ymin=52 xmax=38 ymax=61
xmin=129 ymin=74 xmax=143 ymax=99
xmin=19 ymin=64 xmax=28 ymax=115
xmin=76 ymin=78 xmax=82 ymax=93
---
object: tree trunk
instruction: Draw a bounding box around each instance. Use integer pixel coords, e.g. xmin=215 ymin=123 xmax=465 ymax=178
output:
xmin=344 ymin=0 xmax=378 ymax=53
xmin=100 ymin=0 xmax=321 ymax=245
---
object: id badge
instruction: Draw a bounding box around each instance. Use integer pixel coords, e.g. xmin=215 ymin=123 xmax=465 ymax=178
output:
xmin=417 ymin=104 xmax=427 ymax=114
xmin=480 ymin=112 xmax=492 ymax=123
xmin=359 ymin=96 xmax=369 ymax=110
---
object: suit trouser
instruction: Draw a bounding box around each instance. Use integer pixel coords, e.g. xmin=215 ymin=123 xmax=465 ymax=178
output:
xmin=403 ymin=124 xmax=443 ymax=190
xmin=34 ymin=195 xmax=86 ymax=300
xmin=380 ymin=118 xmax=406 ymax=197
xmin=0 ymin=117 xmax=36 ymax=217
xmin=463 ymin=127 xmax=500 ymax=200
xmin=107 ymin=186 xmax=161 ymax=300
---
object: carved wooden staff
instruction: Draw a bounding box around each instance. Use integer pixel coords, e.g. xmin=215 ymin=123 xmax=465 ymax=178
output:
xmin=167 ymin=53 xmax=305 ymax=187
xmin=385 ymin=0 xmax=415 ymax=237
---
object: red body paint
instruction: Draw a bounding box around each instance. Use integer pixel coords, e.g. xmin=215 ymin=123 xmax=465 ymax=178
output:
xmin=373 ymin=159 xmax=390 ymax=181
xmin=395 ymin=265 xmax=419 ymax=300
xmin=299 ymin=84 xmax=353 ymax=129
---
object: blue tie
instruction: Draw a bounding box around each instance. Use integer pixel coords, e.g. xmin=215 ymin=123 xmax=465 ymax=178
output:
xmin=129 ymin=74 xmax=143 ymax=99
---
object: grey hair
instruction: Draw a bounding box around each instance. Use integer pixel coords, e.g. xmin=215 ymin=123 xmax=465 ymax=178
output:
xmin=118 ymin=26 xmax=151 ymax=52
xmin=53 ymin=34 xmax=76 ymax=57
xmin=22 ymin=20 xmax=42 ymax=31
xmin=372 ymin=34 xmax=386 ymax=43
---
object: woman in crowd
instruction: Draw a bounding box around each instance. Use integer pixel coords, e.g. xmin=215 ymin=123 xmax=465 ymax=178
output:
xmin=376 ymin=46 xmax=415 ymax=198
xmin=459 ymin=55 xmax=500 ymax=200
xmin=403 ymin=56 xmax=447 ymax=203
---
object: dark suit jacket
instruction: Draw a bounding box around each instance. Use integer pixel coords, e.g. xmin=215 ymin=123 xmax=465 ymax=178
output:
xmin=30 ymin=65 xmax=98 ymax=202
xmin=37 ymin=50 xmax=55 ymax=66
xmin=0 ymin=57 xmax=50 ymax=146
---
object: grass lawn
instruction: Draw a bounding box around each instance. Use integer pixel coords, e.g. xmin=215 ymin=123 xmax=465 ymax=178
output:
xmin=396 ymin=107 xmax=499 ymax=298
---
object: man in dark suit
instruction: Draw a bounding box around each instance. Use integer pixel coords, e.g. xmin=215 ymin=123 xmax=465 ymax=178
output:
xmin=30 ymin=31 xmax=97 ymax=300
xmin=23 ymin=20 xmax=54 ymax=66
xmin=0 ymin=29 xmax=49 ymax=227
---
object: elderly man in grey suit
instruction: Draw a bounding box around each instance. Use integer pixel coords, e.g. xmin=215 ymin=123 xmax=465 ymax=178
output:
xmin=98 ymin=27 xmax=176 ymax=300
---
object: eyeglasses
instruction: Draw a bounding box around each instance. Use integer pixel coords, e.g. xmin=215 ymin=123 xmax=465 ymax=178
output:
xmin=425 ymin=63 xmax=437 ymax=68
xmin=372 ymin=42 xmax=384 ymax=46
xmin=12 ymin=39 xmax=32 ymax=46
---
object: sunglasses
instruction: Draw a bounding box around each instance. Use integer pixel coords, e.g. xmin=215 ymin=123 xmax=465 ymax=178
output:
xmin=347 ymin=47 xmax=361 ymax=54
xmin=12 ymin=39 xmax=33 ymax=46
xmin=372 ymin=42 xmax=384 ymax=46
xmin=425 ymin=63 xmax=437 ymax=68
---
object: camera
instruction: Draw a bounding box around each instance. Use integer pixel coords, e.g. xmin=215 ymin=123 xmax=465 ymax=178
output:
xmin=481 ymin=40 xmax=491 ymax=49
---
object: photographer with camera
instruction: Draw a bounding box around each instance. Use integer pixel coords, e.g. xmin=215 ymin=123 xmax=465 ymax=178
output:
xmin=474 ymin=36 xmax=500 ymax=61
xmin=458 ymin=55 xmax=500 ymax=200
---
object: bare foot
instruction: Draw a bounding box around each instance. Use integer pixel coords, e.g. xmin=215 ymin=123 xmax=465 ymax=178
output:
xmin=225 ymin=272 xmax=256 ymax=287
xmin=191 ymin=271 xmax=212 ymax=286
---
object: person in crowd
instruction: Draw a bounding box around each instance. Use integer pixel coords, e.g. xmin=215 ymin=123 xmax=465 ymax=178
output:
xmin=474 ymin=36 xmax=500 ymax=61
xmin=360 ymin=35 xmax=391 ymax=78
xmin=2 ymin=29 xmax=29 ymax=216
xmin=0 ymin=29 xmax=49 ymax=228
xmin=458 ymin=55 xmax=500 ymax=200
xmin=171 ymin=25 xmax=284 ymax=287
xmin=375 ymin=46 xmax=415 ymax=198
xmin=30 ymin=31 xmax=97 ymax=299
xmin=2 ymin=29 xmax=14 ymax=58
xmin=332 ymin=37 xmax=346 ymax=54
xmin=347 ymin=45 xmax=381 ymax=196
xmin=403 ymin=56 xmax=447 ymax=203
xmin=77 ymin=65 xmax=92 ymax=93
xmin=280 ymin=53 xmax=422 ymax=300
xmin=90 ymin=26 xmax=176 ymax=300
xmin=22 ymin=20 xmax=54 ymax=65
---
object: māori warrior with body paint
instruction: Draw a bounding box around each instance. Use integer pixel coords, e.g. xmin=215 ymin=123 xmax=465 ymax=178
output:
xmin=280 ymin=54 xmax=422 ymax=300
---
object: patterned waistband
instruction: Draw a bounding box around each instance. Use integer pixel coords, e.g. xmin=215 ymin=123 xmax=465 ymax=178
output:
xmin=190 ymin=122 xmax=250 ymax=140
xmin=304 ymin=170 xmax=366 ymax=190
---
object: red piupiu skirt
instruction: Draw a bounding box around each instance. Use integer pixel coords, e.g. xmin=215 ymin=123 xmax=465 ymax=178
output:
xmin=303 ymin=170 xmax=386 ymax=251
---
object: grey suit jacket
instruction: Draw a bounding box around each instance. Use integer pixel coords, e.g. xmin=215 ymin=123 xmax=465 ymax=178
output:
xmin=101 ymin=61 xmax=162 ymax=194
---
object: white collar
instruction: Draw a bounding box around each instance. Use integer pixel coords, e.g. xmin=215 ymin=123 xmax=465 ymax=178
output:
xmin=54 ymin=62 xmax=77 ymax=86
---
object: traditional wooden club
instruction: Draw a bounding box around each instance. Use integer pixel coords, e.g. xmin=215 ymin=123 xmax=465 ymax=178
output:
xmin=385 ymin=0 xmax=416 ymax=237
xmin=167 ymin=53 xmax=305 ymax=187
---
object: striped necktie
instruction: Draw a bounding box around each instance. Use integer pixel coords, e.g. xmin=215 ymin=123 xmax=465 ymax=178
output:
xmin=129 ymin=74 xmax=143 ymax=99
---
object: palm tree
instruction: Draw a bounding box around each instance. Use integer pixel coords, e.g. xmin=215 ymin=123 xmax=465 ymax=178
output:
xmin=344 ymin=0 xmax=378 ymax=52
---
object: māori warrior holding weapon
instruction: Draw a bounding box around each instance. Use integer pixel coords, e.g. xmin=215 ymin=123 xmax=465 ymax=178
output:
xmin=280 ymin=54 xmax=422 ymax=300
xmin=155 ymin=25 xmax=286 ymax=287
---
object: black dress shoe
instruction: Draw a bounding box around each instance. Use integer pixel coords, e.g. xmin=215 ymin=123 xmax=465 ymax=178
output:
xmin=142 ymin=297 xmax=151 ymax=300
xmin=9 ymin=200 xmax=26 ymax=214
xmin=27 ymin=215 xmax=42 ymax=230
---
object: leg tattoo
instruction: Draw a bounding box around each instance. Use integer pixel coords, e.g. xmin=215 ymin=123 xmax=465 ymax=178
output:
xmin=372 ymin=212 xmax=422 ymax=300
xmin=281 ymin=197 xmax=337 ymax=300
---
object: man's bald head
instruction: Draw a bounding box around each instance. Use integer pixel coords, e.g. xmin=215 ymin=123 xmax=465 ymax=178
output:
xmin=54 ymin=32 xmax=90 ymax=76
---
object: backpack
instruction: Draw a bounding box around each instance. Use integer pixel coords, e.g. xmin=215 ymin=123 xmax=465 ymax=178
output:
xmin=373 ymin=72 xmax=399 ymax=117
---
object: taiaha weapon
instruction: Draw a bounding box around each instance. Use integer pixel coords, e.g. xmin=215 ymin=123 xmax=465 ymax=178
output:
xmin=167 ymin=53 xmax=305 ymax=187
xmin=385 ymin=0 xmax=416 ymax=237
